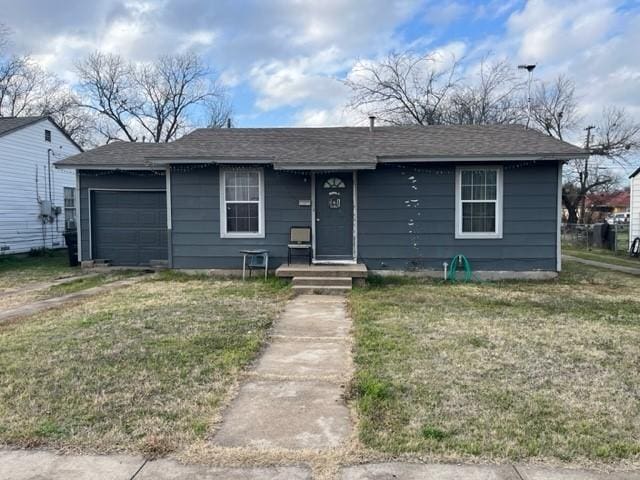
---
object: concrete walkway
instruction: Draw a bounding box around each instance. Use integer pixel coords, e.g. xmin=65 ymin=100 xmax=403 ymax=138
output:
xmin=0 ymin=276 xmax=146 ymax=324
xmin=564 ymin=254 xmax=640 ymax=275
xmin=213 ymin=294 xmax=353 ymax=449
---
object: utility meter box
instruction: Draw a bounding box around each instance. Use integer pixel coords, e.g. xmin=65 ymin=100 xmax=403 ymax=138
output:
xmin=39 ymin=200 xmax=52 ymax=216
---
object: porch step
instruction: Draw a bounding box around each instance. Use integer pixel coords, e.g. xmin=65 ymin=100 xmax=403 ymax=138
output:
xmin=276 ymin=264 xmax=367 ymax=279
xmin=292 ymin=276 xmax=352 ymax=287
xmin=291 ymin=284 xmax=352 ymax=295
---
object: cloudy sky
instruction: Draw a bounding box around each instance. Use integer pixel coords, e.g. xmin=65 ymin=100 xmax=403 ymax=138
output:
xmin=1 ymin=0 xmax=639 ymax=152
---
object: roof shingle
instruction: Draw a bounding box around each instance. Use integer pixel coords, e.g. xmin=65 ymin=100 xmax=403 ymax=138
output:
xmin=56 ymin=124 xmax=587 ymax=168
xmin=0 ymin=116 xmax=47 ymax=138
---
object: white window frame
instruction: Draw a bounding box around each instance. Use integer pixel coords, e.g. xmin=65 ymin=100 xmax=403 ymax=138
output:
xmin=63 ymin=186 xmax=76 ymax=230
xmin=219 ymin=168 xmax=265 ymax=239
xmin=455 ymin=165 xmax=503 ymax=239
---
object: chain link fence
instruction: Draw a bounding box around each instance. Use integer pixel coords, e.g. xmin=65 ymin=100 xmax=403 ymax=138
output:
xmin=562 ymin=223 xmax=630 ymax=255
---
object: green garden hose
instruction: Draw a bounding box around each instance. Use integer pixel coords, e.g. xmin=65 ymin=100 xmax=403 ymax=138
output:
xmin=447 ymin=254 xmax=473 ymax=282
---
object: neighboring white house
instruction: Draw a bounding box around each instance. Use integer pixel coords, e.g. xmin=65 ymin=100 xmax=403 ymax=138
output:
xmin=0 ymin=117 xmax=82 ymax=254
xmin=631 ymin=167 xmax=640 ymax=247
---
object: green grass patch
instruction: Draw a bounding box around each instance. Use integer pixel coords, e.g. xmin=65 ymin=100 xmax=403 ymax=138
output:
xmin=0 ymin=250 xmax=79 ymax=291
xmin=0 ymin=275 xmax=290 ymax=454
xmin=563 ymin=246 xmax=640 ymax=269
xmin=350 ymin=260 xmax=640 ymax=464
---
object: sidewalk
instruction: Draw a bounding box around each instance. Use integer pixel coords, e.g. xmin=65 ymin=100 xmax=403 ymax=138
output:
xmin=563 ymin=254 xmax=640 ymax=276
xmin=1 ymin=450 xmax=637 ymax=480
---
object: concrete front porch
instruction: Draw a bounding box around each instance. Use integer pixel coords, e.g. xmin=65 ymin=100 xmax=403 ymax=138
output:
xmin=275 ymin=263 xmax=368 ymax=294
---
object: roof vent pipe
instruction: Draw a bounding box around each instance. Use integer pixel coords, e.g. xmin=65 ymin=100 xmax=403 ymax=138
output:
xmin=227 ymin=118 xmax=232 ymax=128
xmin=369 ymin=115 xmax=376 ymax=133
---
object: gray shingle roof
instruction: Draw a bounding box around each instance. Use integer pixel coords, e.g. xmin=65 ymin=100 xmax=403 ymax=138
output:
xmin=0 ymin=116 xmax=47 ymax=137
xmin=54 ymin=141 xmax=166 ymax=168
xmin=56 ymin=124 xmax=587 ymax=168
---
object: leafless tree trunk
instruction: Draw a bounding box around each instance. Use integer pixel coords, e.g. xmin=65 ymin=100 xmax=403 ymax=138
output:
xmin=75 ymin=51 xmax=231 ymax=143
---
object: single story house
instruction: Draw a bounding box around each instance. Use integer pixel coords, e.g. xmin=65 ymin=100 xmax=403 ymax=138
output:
xmin=55 ymin=122 xmax=586 ymax=278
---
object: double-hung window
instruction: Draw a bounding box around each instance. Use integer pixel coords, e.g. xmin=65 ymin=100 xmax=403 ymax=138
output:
xmin=455 ymin=166 xmax=503 ymax=239
xmin=63 ymin=187 xmax=76 ymax=230
xmin=220 ymin=168 xmax=265 ymax=238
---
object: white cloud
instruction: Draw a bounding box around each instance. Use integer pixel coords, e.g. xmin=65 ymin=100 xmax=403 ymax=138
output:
xmin=423 ymin=2 xmax=468 ymax=26
xmin=507 ymin=0 xmax=616 ymax=63
xmin=249 ymin=48 xmax=348 ymax=111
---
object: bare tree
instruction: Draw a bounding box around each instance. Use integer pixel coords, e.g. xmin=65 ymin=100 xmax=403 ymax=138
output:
xmin=346 ymin=51 xmax=460 ymax=125
xmin=205 ymin=95 xmax=233 ymax=128
xmin=530 ymin=75 xmax=581 ymax=141
xmin=528 ymin=76 xmax=639 ymax=223
xmin=76 ymin=51 xmax=231 ymax=143
xmin=590 ymin=106 xmax=640 ymax=159
xmin=0 ymin=24 xmax=93 ymax=146
xmin=446 ymin=58 xmax=525 ymax=125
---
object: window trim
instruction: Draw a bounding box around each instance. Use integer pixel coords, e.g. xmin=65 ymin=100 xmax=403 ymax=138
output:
xmin=219 ymin=167 xmax=265 ymax=239
xmin=63 ymin=186 xmax=76 ymax=230
xmin=455 ymin=165 xmax=503 ymax=240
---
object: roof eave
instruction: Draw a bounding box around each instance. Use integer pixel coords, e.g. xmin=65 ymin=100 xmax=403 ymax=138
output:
xmin=147 ymin=156 xmax=275 ymax=165
xmin=273 ymin=162 xmax=377 ymax=171
xmin=55 ymin=163 xmax=156 ymax=170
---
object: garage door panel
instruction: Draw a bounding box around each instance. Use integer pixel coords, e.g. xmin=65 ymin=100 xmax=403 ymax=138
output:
xmin=139 ymin=230 xmax=166 ymax=245
xmin=91 ymin=191 xmax=167 ymax=266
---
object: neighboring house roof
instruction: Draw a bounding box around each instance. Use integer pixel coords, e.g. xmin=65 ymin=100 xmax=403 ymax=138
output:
xmin=0 ymin=116 xmax=46 ymax=137
xmin=586 ymin=190 xmax=631 ymax=209
xmin=55 ymin=124 xmax=587 ymax=169
xmin=0 ymin=116 xmax=83 ymax=151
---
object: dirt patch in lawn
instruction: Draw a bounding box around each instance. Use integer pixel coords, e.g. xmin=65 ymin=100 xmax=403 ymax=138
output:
xmin=349 ymin=261 xmax=640 ymax=468
xmin=0 ymin=250 xmax=80 ymax=292
xmin=0 ymin=274 xmax=290 ymax=456
xmin=0 ymin=271 xmax=141 ymax=310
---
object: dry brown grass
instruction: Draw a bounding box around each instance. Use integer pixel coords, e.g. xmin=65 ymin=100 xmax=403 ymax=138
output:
xmin=349 ymin=261 xmax=640 ymax=467
xmin=0 ymin=274 xmax=290 ymax=455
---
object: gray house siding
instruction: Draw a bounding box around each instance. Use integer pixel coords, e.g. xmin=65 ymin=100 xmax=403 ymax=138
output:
xmin=170 ymin=165 xmax=311 ymax=269
xmin=78 ymin=161 xmax=559 ymax=272
xmin=78 ymin=171 xmax=166 ymax=262
xmin=357 ymin=162 xmax=560 ymax=271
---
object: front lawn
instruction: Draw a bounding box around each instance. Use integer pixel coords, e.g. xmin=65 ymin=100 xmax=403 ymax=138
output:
xmin=0 ymin=250 xmax=80 ymax=292
xmin=0 ymin=274 xmax=289 ymax=455
xmin=350 ymin=261 xmax=640 ymax=465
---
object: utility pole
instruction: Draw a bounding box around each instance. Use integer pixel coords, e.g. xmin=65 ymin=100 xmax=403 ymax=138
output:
xmin=518 ymin=64 xmax=536 ymax=128
xmin=580 ymin=125 xmax=596 ymax=223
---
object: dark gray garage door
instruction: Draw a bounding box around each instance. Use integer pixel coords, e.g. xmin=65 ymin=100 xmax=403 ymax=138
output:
xmin=91 ymin=190 xmax=167 ymax=266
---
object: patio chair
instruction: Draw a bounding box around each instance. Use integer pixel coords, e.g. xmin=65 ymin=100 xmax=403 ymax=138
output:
xmin=288 ymin=226 xmax=312 ymax=265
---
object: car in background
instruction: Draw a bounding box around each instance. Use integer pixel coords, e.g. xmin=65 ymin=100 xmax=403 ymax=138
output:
xmin=606 ymin=212 xmax=630 ymax=224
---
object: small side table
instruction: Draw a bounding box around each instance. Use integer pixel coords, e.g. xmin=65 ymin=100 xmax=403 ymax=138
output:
xmin=239 ymin=249 xmax=269 ymax=280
